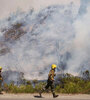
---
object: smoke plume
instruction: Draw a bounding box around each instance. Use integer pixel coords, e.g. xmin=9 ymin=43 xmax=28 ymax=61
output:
xmin=0 ymin=0 xmax=90 ymax=80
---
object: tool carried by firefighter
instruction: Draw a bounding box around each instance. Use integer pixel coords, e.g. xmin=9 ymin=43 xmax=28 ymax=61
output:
xmin=39 ymin=64 xmax=59 ymax=98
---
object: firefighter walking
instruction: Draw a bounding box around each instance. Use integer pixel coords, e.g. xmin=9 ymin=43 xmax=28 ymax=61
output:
xmin=0 ymin=66 xmax=3 ymax=94
xmin=39 ymin=64 xmax=59 ymax=98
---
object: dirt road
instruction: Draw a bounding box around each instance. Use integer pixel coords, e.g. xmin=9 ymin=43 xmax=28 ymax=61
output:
xmin=0 ymin=93 xmax=90 ymax=100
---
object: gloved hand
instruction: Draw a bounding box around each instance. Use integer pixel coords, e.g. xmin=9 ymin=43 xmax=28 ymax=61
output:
xmin=51 ymin=78 xmax=54 ymax=82
xmin=54 ymin=74 xmax=56 ymax=76
xmin=0 ymin=77 xmax=3 ymax=81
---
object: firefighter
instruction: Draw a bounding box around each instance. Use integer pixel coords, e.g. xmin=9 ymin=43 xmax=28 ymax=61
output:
xmin=39 ymin=64 xmax=59 ymax=98
xmin=0 ymin=66 xmax=3 ymax=94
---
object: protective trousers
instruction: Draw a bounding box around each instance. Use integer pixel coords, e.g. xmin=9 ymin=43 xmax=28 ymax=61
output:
xmin=0 ymin=80 xmax=2 ymax=93
xmin=41 ymin=80 xmax=55 ymax=95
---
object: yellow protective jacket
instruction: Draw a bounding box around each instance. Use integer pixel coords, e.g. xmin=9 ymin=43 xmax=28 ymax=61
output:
xmin=48 ymin=69 xmax=56 ymax=81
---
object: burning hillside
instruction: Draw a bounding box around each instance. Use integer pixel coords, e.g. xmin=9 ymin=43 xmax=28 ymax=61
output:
xmin=0 ymin=1 xmax=90 ymax=81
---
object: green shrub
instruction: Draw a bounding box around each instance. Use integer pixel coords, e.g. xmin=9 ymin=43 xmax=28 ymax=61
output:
xmin=64 ymin=82 xmax=83 ymax=93
xmin=55 ymin=85 xmax=61 ymax=92
xmin=2 ymin=73 xmax=90 ymax=94
xmin=35 ymin=82 xmax=46 ymax=92
xmin=24 ymin=85 xmax=35 ymax=93
xmin=3 ymin=84 xmax=35 ymax=93
xmin=83 ymin=82 xmax=90 ymax=94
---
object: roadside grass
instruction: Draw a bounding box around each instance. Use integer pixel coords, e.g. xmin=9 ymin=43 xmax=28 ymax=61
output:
xmin=3 ymin=76 xmax=90 ymax=94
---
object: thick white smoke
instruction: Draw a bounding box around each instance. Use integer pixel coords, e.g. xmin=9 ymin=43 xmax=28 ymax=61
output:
xmin=0 ymin=0 xmax=80 ymax=19
xmin=0 ymin=0 xmax=90 ymax=80
xmin=67 ymin=5 xmax=90 ymax=74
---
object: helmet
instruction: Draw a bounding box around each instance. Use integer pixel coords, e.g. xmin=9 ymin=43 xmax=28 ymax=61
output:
xmin=0 ymin=66 xmax=2 ymax=70
xmin=51 ymin=64 xmax=56 ymax=69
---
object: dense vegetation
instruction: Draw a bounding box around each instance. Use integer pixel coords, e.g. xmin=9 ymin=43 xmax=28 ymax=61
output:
xmin=1 ymin=70 xmax=90 ymax=94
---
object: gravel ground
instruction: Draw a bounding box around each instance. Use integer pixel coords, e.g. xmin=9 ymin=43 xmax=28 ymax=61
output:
xmin=0 ymin=93 xmax=90 ymax=100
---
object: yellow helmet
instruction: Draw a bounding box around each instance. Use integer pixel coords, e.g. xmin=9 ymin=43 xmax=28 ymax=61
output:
xmin=51 ymin=64 xmax=56 ymax=69
xmin=0 ymin=66 xmax=2 ymax=70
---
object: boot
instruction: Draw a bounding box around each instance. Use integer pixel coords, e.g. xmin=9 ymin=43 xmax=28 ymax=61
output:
xmin=39 ymin=87 xmax=46 ymax=97
xmin=39 ymin=91 xmax=42 ymax=97
xmin=53 ymin=93 xmax=59 ymax=98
